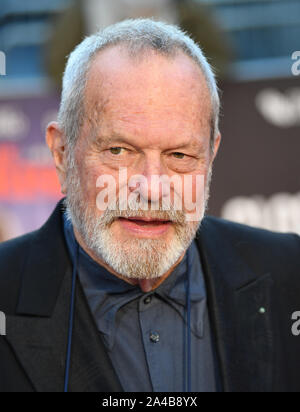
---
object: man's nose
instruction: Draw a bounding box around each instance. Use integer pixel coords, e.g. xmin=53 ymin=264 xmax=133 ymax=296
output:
xmin=130 ymin=154 xmax=168 ymax=204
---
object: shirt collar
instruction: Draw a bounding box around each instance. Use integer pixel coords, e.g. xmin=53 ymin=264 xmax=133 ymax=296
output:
xmin=63 ymin=213 xmax=206 ymax=350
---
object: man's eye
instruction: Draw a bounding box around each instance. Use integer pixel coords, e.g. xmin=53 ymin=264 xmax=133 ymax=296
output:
xmin=109 ymin=147 xmax=125 ymax=155
xmin=172 ymin=152 xmax=186 ymax=159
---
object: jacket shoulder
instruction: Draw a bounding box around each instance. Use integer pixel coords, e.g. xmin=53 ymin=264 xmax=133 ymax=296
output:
xmin=201 ymin=216 xmax=300 ymax=274
xmin=203 ymin=215 xmax=300 ymax=244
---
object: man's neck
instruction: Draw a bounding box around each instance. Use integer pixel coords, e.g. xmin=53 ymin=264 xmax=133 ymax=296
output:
xmin=73 ymin=227 xmax=185 ymax=293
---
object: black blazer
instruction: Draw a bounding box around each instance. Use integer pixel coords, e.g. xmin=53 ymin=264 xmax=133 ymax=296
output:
xmin=0 ymin=200 xmax=300 ymax=392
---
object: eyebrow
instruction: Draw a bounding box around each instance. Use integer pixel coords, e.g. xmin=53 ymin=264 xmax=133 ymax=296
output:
xmin=95 ymin=133 xmax=205 ymax=152
xmin=96 ymin=134 xmax=136 ymax=148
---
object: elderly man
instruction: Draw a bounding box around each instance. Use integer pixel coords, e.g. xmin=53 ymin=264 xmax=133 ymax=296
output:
xmin=0 ymin=19 xmax=300 ymax=393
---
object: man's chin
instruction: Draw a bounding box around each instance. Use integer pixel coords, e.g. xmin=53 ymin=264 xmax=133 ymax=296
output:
xmin=90 ymin=228 xmax=179 ymax=280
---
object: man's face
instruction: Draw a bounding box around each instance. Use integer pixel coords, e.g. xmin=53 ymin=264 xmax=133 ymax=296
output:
xmin=65 ymin=46 xmax=219 ymax=280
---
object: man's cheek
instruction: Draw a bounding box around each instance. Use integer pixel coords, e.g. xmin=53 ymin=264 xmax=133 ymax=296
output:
xmin=80 ymin=163 xmax=102 ymax=192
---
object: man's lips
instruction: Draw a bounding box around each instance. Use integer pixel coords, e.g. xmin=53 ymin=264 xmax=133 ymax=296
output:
xmin=117 ymin=217 xmax=172 ymax=235
xmin=121 ymin=217 xmax=171 ymax=224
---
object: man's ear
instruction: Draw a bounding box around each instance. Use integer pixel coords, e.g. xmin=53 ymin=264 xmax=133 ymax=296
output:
xmin=46 ymin=121 xmax=68 ymax=194
xmin=212 ymin=133 xmax=221 ymax=162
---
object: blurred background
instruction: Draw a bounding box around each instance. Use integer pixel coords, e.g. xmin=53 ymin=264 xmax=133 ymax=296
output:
xmin=0 ymin=0 xmax=299 ymax=241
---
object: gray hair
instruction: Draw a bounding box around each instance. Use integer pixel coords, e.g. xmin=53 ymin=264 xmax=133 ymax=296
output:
xmin=58 ymin=18 xmax=220 ymax=152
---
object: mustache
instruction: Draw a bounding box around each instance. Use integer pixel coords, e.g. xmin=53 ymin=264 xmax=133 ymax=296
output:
xmin=100 ymin=202 xmax=187 ymax=226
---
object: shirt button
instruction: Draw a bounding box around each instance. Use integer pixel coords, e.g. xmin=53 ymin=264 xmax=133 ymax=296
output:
xmin=144 ymin=296 xmax=152 ymax=305
xmin=150 ymin=331 xmax=160 ymax=343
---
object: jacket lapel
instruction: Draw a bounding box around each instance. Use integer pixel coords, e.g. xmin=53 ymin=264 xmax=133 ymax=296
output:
xmin=6 ymin=282 xmax=69 ymax=392
xmin=196 ymin=217 xmax=274 ymax=392
xmin=5 ymin=201 xmax=123 ymax=392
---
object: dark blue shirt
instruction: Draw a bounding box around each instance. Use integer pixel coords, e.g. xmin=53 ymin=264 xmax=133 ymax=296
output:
xmin=63 ymin=214 xmax=218 ymax=392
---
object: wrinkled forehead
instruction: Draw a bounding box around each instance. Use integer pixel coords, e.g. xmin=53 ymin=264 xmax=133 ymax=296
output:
xmin=83 ymin=45 xmax=212 ymax=138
